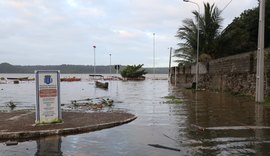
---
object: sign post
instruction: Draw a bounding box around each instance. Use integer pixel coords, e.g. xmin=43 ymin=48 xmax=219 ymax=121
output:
xmin=35 ymin=71 xmax=62 ymax=124
xmin=115 ymin=65 xmax=120 ymax=74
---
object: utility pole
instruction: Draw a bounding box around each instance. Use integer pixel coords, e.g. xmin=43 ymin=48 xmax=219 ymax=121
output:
xmin=109 ymin=54 xmax=112 ymax=76
xmin=153 ymin=33 xmax=156 ymax=79
xmin=93 ymin=45 xmax=96 ymax=76
xmin=256 ymin=0 xmax=265 ymax=102
xmin=168 ymin=47 xmax=172 ymax=80
xmin=183 ymin=0 xmax=200 ymax=90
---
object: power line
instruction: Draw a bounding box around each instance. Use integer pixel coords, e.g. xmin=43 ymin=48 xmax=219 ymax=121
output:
xmin=221 ymin=0 xmax=233 ymax=13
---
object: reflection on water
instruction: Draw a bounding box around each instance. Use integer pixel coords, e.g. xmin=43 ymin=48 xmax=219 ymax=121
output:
xmin=36 ymin=136 xmax=62 ymax=156
xmin=1 ymin=74 xmax=270 ymax=155
xmin=180 ymin=90 xmax=270 ymax=155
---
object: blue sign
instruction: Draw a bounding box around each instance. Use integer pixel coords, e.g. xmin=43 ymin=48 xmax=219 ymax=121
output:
xmin=44 ymin=75 xmax=53 ymax=85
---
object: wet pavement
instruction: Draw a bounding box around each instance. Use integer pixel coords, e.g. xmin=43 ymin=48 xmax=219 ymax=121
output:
xmin=0 ymin=111 xmax=136 ymax=140
xmin=1 ymin=74 xmax=270 ymax=155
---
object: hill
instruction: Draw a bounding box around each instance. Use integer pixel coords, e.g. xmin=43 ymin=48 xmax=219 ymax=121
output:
xmin=0 ymin=63 xmax=169 ymax=74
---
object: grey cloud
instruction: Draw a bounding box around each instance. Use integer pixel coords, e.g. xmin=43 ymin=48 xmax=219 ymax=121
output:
xmin=0 ymin=0 xmax=258 ymax=67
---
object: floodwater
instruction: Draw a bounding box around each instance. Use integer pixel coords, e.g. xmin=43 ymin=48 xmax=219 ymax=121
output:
xmin=1 ymin=74 xmax=270 ymax=155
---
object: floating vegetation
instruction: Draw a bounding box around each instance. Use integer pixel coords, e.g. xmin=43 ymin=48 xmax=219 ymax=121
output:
xmin=163 ymin=96 xmax=176 ymax=99
xmin=69 ymin=97 xmax=114 ymax=111
xmin=6 ymin=101 xmax=17 ymax=110
xmin=102 ymin=98 xmax=114 ymax=106
xmin=162 ymin=96 xmax=183 ymax=104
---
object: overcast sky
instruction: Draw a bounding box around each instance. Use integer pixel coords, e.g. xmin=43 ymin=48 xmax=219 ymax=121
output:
xmin=0 ymin=0 xmax=258 ymax=67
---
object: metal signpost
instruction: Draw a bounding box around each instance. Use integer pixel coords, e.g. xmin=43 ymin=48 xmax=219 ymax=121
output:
xmin=115 ymin=65 xmax=120 ymax=74
xmin=35 ymin=71 xmax=61 ymax=123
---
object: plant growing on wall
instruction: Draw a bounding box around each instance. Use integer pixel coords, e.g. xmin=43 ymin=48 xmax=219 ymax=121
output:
xmin=120 ymin=64 xmax=147 ymax=78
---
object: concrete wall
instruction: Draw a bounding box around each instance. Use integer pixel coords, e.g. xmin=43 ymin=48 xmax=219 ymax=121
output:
xmin=171 ymin=48 xmax=270 ymax=97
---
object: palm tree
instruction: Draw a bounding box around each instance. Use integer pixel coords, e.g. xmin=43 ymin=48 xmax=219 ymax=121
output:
xmin=175 ymin=18 xmax=198 ymax=64
xmin=201 ymin=3 xmax=223 ymax=57
xmin=175 ymin=2 xmax=222 ymax=64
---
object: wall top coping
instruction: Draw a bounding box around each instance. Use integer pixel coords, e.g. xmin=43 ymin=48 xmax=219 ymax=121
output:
xmin=209 ymin=51 xmax=254 ymax=64
xmin=210 ymin=48 xmax=270 ymax=64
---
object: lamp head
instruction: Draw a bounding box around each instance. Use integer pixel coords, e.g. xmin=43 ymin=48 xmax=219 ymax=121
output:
xmin=183 ymin=0 xmax=189 ymax=2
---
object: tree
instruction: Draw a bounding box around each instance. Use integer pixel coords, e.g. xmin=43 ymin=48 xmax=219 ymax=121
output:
xmin=175 ymin=18 xmax=198 ymax=64
xmin=217 ymin=0 xmax=270 ymax=57
xmin=216 ymin=9 xmax=259 ymax=57
xmin=175 ymin=14 xmax=199 ymax=64
xmin=120 ymin=64 xmax=147 ymax=78
xmin=175 ymin=2 xmax=223 ymax=64
xmin=200 ymin=3 xmax=223 ymax=57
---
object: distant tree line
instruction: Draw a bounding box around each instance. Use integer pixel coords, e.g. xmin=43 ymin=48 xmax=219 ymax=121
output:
xmin=0 ymin=63 xmax=168 ymax=74
xmin=175 ymin=1 xmax=270 ymax=64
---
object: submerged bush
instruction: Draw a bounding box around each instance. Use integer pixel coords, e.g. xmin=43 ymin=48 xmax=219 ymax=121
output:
xmin=120 ymin=64 xmax=147 ymax=78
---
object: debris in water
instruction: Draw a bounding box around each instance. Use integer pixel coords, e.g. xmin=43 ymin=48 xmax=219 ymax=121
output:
xmin=5 ymin=140 xmax=18 ymax=146
xmin=69 ymin=97 xmax=114 ymax=111
xmin=190 ymin=124 xmax=205 ymax=131
xmin=148 ymin=144 xmax=180 ymax=152
xmin=6 ymin=101 xmax=16 ymax=110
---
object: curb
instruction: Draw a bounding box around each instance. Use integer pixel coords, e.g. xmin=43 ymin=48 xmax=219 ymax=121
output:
xmin=0 ymin=116 xmax=137 ymax=140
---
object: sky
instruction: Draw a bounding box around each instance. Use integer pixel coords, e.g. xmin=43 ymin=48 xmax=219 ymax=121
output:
xmin=0 ymin=0 xmax=258 ymax=67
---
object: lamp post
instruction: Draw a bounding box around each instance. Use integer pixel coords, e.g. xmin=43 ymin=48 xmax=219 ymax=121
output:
xmin=168 ymin=47 xmax=172 ymax=81
xmin=183 ymin=0 xmax=200 ymax=90
xmin=93 ymin=45 xmax=96 ymax=75
xmin=153 ymin=33 xmax=156 ymax=79
xmin=256 ymin=0 xmax=265 ymax=102
xmin=109 ymin=53 xmax=112 ymax=76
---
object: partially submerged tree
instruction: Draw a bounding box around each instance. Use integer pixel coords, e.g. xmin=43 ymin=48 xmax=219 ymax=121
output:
xmin=120 ymin=64 xmax=147 ymax=78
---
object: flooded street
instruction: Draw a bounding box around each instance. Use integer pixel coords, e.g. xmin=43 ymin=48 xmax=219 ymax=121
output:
xmin=1 ymin=75 xmax=270 ymax=155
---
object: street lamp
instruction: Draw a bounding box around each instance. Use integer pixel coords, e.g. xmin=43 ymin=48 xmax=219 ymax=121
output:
xmin=168 ymin=47 xmax=172 ymax=81
xmin=93 ymin=45 xmax=96 ymax=75
xmin=109 ymin=53 xmax=112 ymax=76
xmin=183 ymin=0 xmax=200 ymax=90
xmin=153 ymin=33 xmax=156 ymax=79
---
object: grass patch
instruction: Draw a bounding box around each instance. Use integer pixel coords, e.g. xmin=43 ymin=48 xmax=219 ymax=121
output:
xmin=162 ymin=96 xmax=183 ymax=104
xmin=35 ymin=118 xmax=63 ymax=125
xmin=263 ymin=97 xmax=270 ymax=107
xmin=163 ymin=96 xmax=177 ymax=99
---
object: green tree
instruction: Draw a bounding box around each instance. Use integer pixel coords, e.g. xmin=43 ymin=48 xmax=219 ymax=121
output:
xmin=175 ymin=2 xmax=223 ymax=64
xmin=175 ymin=18 xmax=198 ymax=64
xmin=216 ymin=9 xmax=259 ymax=57
xmin=120 ymin=64 xmax=147 ymax=78
xmin=217 ymin=0 xmax=270 ymax=57
xmin=201 ymin=3 xmax=223 ymax=57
